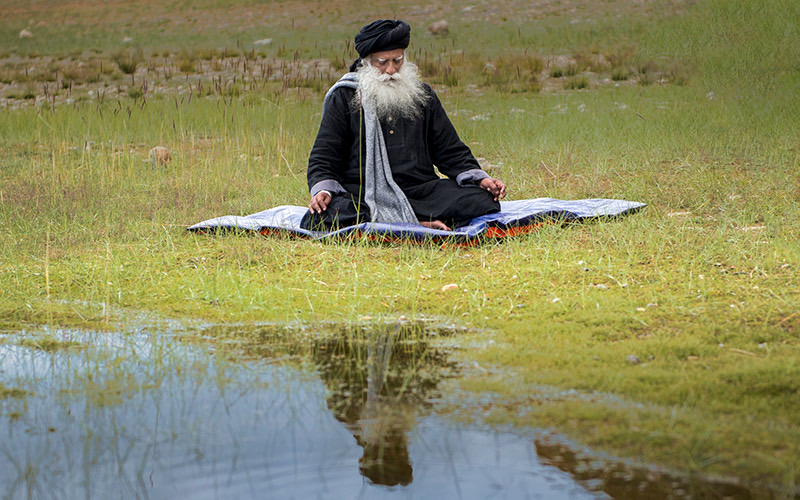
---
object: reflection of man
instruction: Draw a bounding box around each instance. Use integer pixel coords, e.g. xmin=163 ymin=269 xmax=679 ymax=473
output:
xmin=357 ymin=335 xmax=413 ymax=486
xmin=301 ymin=19 xmax=507 ymax=231
xmin=314 ymin=332 xmax=414 ymax=486
xmin=311 ymin=328 xmax=451 ymax=487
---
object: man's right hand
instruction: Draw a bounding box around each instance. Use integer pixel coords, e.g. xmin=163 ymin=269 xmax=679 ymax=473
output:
xmin=309 ymin=191 xmax=332 ymax=214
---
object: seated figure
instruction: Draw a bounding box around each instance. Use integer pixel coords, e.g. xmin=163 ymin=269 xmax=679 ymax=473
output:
xmin=301 ymin=19 xmax=507 ymax=231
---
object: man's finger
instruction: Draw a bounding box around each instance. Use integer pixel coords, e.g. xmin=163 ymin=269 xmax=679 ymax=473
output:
xmin=310 ymin=193 xmax=330 ymax=214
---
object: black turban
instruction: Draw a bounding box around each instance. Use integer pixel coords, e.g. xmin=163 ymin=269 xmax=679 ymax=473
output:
xmin=349 ymin=19 xmax=411 ymax=72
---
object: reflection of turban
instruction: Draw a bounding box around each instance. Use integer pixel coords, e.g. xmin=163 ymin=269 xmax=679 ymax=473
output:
xmin=355 ymin=19 xmax=411 ymax=57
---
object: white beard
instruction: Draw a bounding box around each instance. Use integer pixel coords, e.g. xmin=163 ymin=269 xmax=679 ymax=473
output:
xmin=353 ymin=59 xmax=429 ymax=121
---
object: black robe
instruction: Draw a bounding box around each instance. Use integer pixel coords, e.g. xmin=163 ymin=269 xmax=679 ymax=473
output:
xmin=302 ymin=84 xmax=499 ymax=229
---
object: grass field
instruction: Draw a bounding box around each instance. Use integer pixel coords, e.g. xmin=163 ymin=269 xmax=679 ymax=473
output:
xmin=1 ymin=0 xmax=799 ymax=495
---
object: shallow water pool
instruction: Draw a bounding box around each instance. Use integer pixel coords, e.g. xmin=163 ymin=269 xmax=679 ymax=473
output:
xmin=0 ymin=322 xmax=757 ymax=499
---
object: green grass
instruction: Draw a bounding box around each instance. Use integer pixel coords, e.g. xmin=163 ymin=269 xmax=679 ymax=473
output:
xmin=0 ymin=0 xmax=799 ymax=493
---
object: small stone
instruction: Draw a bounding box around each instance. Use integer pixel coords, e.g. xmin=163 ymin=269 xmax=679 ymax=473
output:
xmin=626 ymin=355 xmax=641 ymax=365
xmin=687 ymin=355 xmax=699 ymax=361
xmin=441 ymin=283 xmax=458 ymax=292
xmin=551 ymin=297 xmax=561 ymax=303
xmin=475 ymin=157 xmax=498 ymax=171
xmin=19 ymin=29 xmax=33 ymax=39
xmin=636 ymin=307 xmax=646 ymax=312
xmin=758 ymin=343 xmax=767 ymax=349
xmin=149 ymin=146 xmax=171 ymax=166
xmin=428 ymin=20 xmax=449 ymax=36
xmin=122 ymin=36 xmax=133 ymax=43
xmin=253 ymin=38 xmax=272 ymax=46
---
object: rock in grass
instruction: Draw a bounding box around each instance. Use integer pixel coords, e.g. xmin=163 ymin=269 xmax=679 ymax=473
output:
xmin=19 ymin=29 xmax=33 ymax=39
xmin=626 ymin=354 xmax=641 ymax=365
xmin=428 ymin=20 xmax=449 ymax=36
xmin=441 ymin=283 xmax=458 ymax=292
xmin=149 ymin=146 xmax=171 ymax=166
xmin=253 ymin=38 xmax=272 ymax=46
xmin=475 ymin=157 xmax=501 ymax=172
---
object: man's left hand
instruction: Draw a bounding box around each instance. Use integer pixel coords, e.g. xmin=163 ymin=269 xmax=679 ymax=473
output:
xmin=479 ymin=178 xmax=507 ymax=201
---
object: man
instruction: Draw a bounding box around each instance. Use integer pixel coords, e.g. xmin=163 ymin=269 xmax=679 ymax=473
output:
xmin=301 ymin=19 xmax=506 ymax=231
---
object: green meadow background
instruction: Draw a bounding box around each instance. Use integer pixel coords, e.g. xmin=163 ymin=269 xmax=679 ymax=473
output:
xmin=1 ymin=0 xmax=798 ymax=493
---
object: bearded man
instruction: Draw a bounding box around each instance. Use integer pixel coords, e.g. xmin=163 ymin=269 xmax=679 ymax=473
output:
xmin=301 ymin=19 xmax=506 ymax=231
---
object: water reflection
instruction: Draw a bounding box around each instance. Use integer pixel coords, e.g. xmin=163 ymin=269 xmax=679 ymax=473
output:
xmin=0 ymin=324 xmax=778 ymax=499
xmin=312 ymin=327 xmax=443 ymax=487
xmin=207 ymin=322 xmax=456 ymax=488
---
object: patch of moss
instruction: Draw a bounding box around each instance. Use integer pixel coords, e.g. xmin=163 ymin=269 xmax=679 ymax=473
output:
xmin=16 ymin=336 xmax=83 ymax=353
xmin=0 ymin=383 xmax=30 ymax=399
xmin=0 ymin=304 xmax=112 ymax=332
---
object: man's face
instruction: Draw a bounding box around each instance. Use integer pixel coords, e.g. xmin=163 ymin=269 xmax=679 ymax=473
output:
xmin=369 ymin=49 xmax=405 ymax=76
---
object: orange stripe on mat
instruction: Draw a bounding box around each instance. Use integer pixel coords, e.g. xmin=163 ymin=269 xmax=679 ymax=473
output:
xmin=257 ymin=222 xmax=554 ymax=244
xmin=484 ymin=221 xmax=552 ymax=238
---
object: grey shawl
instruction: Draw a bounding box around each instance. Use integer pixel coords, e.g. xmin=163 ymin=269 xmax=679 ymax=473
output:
xmin=321 ymin=73 xmax=419 ymax=224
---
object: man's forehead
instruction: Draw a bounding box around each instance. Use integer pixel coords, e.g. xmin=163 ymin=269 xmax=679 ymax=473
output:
xmin=372 ymin=49 xmax=405 ymax=61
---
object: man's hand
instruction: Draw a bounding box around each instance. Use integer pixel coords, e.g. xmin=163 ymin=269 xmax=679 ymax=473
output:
xmin=309 ymin=191 xmax=331 ymax=214
xmin=479 ymin=177 xmax=507 ymax=201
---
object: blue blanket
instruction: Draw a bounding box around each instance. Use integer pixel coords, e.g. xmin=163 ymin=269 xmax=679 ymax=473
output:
xmin=188 ymin=198 xmax=645 ymax=243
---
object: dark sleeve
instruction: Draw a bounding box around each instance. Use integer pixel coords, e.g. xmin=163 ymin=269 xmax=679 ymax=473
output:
xmin=425 ymin=87 xmax=488 ymax=185
xmin=307 ymin=87 xmax=353 ymax=195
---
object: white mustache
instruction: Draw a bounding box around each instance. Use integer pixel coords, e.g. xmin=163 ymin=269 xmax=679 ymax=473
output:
xmin=376 ymin=73 xmax=401 ymax=82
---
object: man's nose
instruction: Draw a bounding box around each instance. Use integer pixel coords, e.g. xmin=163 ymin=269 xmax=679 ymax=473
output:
xmin=385 ymin=62 xmax=398 ymax=75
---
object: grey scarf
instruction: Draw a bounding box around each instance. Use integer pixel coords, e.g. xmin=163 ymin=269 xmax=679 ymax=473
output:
xmin=322 ymin=73 xmax=419 ymax=224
